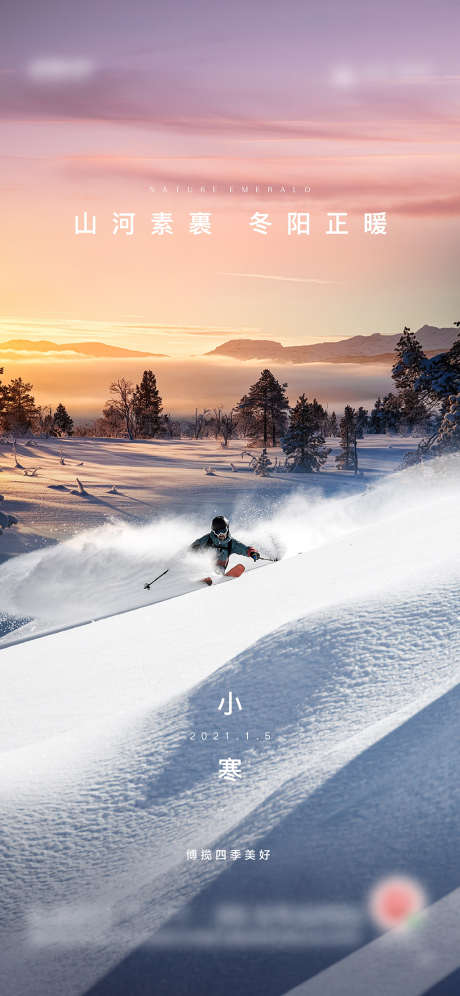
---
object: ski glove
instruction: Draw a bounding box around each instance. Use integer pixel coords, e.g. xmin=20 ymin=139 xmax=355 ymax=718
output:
xmin=248 ymin=547 xmax=260 ymax=561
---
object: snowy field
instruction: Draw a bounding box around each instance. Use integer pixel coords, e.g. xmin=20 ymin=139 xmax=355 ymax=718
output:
xmin=0 ymin=433 xmax=417 ymax=553
xmin=0 ymin=437 xmax=459 ymax=996
xmin=0 ymin=433 xmax=423 ymax=637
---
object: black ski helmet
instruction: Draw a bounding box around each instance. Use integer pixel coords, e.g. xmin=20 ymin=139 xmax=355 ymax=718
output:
xmin=211 ymin=515 xmax=229 ymax=538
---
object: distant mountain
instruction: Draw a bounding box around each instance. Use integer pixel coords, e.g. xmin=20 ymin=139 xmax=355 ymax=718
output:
xmin=0 ymin=339 xmax=168 ymax=358
xmin=206 ymin=326 xmax=458 ymax=364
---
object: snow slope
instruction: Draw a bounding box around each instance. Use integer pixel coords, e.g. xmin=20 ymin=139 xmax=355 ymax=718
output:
xmin=0 ymin=434 xmax=420 ymax=566
xmin=0 ymin=453 xmax=459 ymax=995
xmin=0 ymin=435 xmax=447 ymax=640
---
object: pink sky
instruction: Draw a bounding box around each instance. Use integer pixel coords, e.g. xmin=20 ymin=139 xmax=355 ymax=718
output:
xmin=1 ymin=0 xmax=459 ymax=357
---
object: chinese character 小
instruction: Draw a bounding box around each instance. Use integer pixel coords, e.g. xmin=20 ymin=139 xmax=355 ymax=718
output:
xmin=218 ymin=691 xmax=242 ymax=716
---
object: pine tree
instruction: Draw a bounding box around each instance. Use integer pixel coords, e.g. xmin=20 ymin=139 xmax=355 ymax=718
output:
xmin=281 ymin=393 xmax=330 ymax=471
xmin=385 ymin=323 xmax=460 ymax=463
xmin=310 ymin=398 xmax=327 ymax=435
xmin=132 ymin=370 xmax=163 ymax=437
xmin=380 ymin=393 xmax=402 ymax=433
xmin=254 ymin=447 xmax=272 ymax=475
xmin=336 ymin=405 xmax=359 ymax=471
xmin=53 ymin=403 xmax=74 ymax=436
xmin=435 ymin=394 xmax=460 ymax=452
xmin=392 ymin=330 xmax=426 ymax=392
xmin=356 ymin=407 xmax=368 ymax=437
xmin=391 ymin=327 xmax=449 ymax=429
xmin=368 ymin=397 xmax=385 ymax=434
xmin=237 ymin=369 xmax=289 ymax=446
xmin=1 ymin=377 xmax=38 ymax=434
xmin=328 ymin=411 xmax=339 ymax=436
xmin=402 ymin=392 xmax=460 ymax=466
xmin=414 ymin=333 xmax=460 ymax=402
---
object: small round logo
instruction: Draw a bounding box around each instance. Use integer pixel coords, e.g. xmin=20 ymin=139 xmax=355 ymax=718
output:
xmin=369 ymin=875 xmax=427 ymax=930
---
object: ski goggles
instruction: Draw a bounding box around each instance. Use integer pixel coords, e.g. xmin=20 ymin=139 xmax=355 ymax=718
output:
xmin=212 ymin=529 xmax=229 ymax=540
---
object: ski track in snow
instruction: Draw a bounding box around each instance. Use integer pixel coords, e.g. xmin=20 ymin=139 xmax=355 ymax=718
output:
xmin=0 ymin=454 xmax=459 ymax=995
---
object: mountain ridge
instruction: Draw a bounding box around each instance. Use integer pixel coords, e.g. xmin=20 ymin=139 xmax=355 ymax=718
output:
xmin=205 ymin=325 xmax=458 ymax=364
xmin=0 ymin=339 xmax=168 ymax=358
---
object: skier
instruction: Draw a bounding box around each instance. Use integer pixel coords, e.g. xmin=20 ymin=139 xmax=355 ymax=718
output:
xmin=191 ymin=515 xmax=260 ymax=585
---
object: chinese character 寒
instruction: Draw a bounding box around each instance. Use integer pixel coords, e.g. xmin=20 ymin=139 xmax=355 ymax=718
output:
xmin=218 ymin=758 xmax=242 ymax=782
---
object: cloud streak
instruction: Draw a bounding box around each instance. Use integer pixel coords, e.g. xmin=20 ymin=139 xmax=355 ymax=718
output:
xmin=389 ymin=193 xmax=460 ymax=216
xmin=2 ymin=65 xmax=460 ymax=147
xmin=0 ymin=317 xmax=264 ymax=341
xmin=220 ymin=272 xmax=341 ymax=285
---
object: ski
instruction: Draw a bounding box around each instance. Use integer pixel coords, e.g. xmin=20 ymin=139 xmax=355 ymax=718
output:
xmin=199 ymin=559 xmax=277 ymax=586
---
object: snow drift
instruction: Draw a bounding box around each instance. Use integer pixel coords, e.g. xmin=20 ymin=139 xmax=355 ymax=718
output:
xmin=0 ymin=453 xmax=459 ymax=995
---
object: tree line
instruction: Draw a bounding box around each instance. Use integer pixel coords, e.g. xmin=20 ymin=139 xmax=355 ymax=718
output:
xmin=0 ymin=370 xmax=74 ymax=436
xmin=1 ymin=325 xmax=459 ymax=470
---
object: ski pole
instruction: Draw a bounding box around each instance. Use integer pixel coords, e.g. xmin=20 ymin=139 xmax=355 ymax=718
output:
xmin=144 ymin=568 xmax=169 ymax=590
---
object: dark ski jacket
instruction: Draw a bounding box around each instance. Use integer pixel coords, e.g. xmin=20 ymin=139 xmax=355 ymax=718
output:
xmin=191 ymin=532 xmax=257 ymax=573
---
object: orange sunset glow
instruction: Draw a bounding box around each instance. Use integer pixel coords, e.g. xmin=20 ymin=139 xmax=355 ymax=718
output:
xmin=1 ymin=0 xmax=460 ymax=413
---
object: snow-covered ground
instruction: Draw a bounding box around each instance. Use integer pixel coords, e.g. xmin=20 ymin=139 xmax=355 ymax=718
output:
xmin=0 ymin=440 xmax=459 ymax=996
xmin=0 ymin=433 xmax=422 ymax=638
xmin=0 ymin=434 xmax=420 ymax=557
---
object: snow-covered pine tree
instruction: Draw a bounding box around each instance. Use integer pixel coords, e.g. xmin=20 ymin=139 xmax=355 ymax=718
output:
xmin=392 ymin=329 xmax=426 ymax=393
xmin=254 ymin=447 xmax=272 ymax=475
xmin=133 ymin=370 xmax=163 ymax=437
xmin=390 ymin=329 xmax=433 ymax=430
xmin=53 ymin=403 xmax=74 ymax=436
xmin=405 ymin=392 xmax=460 ymax=465
xmin=281 ymin=393 xmax=330 ymax=471
xmin=437 ymin=394 xmax=460 ymax=453
xmin=395 ymin=329 xmax=460 ymax=462
xmin=356 ymin=407 xmax=368 ymax=437
xmin=310 ymin=398 xmax=328 ymax=436
xmin=368 ymin=397 xmax=386 ymax=434
xmin=413 ymin=334 xmax=460 ymax=403
xmin=328 ymin=411 xmax=339 ymax=436
xmin=336 ymin=405 xmax=359 ymax=471
xmin=237 ymin=369 xmax=289 ymax=446
xmin=380 ymin=393 xmax=403 ymax=433
xmin=435 ymin=394 xmax=460 ymax=452
xmin=391 ymin=327 xmax=459 ymax=431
